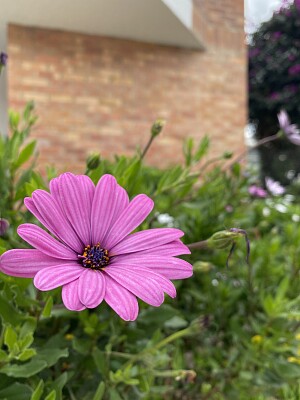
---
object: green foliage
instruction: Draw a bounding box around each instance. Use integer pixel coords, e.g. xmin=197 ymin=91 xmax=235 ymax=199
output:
xmin=1 ymin=105 xmax=300 ymax=399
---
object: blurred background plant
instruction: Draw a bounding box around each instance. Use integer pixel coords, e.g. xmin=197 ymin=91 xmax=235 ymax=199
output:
xmin=248 ymin=0 xmax=300 ymax=184
xmin=0 ymin=104 xmax=300 ymax=399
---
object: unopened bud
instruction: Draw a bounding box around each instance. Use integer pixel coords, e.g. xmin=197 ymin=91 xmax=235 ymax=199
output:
xmin=151 ymin=119 xmax=166 ymax=138
xmin=86 ymin=154 xmax=100 ymax=170
xmin=0 ymin=219 xmax=9 ymax=236
xmin=207 ymin=230 xmax=240 ymax=250
xmin=207 ymin=228 xmax=250 ymax=268
xmin=223 ymin=151 xmax=233 ymax=159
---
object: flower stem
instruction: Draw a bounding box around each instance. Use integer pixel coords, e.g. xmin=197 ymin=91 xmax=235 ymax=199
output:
xmin=140 ymin=135 xmax=155 ymax=161
xmin=228 ymin=132 xmax=279 ymax=168
xmin=187 ymin=240 xmax=209 ymax=250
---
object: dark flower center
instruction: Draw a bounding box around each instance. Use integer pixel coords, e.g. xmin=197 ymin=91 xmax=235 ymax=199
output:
xmin=79 ymin=243 xmax=109 ymax=270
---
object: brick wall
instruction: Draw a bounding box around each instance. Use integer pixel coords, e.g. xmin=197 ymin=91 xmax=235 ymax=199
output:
xmin=7 ymin=0 xmax=246 ymax=173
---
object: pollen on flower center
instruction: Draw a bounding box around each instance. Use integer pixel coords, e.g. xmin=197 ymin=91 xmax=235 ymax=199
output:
xmin=79 ymin=243 xmax=109 ymax=270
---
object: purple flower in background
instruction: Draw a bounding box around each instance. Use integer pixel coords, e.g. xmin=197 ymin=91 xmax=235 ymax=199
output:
xmin=288 ymin=64 xmax=300 ymax=75
xmin=265 ymin=177 xmax=285 ymax=196
xmin=0 ymin=219 xmax=9 ymax=236
xmin=0 ymin=52 xmax=7 ymax=66
xmin=0 ymin=173 xmax=193 ymax=321
xmin=278 ymin=110 xmax=300 ymax=145
xmin=248 ymin=185 xmax=267 ymax=198
xmin=295 ymin=0 xmax=300 ymax=10
xmin=273 ymin=31 xmax=282 ymax=39
xmin=249 ymin=48 xmax=260 ymax=58
xmin=269 ymin=92 xmax=280 ymax=100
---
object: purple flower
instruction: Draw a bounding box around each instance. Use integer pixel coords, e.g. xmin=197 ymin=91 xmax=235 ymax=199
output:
xmin=0 ymin=173 xmax=193 ymax=321
xmin=249 ymin=48 xmax=260 ymax=58
xmin=265 ymin=177 xmax=285 ymax=196
xmin=273 ymin=31 xmax=282 ymax=39
xmin=295 ymin=0 xmax=300 ymax=10
xmin=248 ymin=185 xmax=267 ymax=198
xmin=269 ymin=92 xmax=280 ymax=100
xmin=288 ymin=64 xmax=300 ymax=75
xmin=278 ymin=110 xmax=300 ymax=145
xmin=0 ymin=219 xmax=9 ymax=236
xmin=0 ymin=52 xmax=7 ymax=66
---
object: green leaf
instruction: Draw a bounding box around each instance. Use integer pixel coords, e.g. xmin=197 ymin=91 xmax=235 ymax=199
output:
xmin=30 ymin=380 xmax=44 ymax=400
xmin=0 ymin=383 xmax=32 ymax=400
xmin=194 ymin=135 xmax=210 ymax=162
xmin=0 ymin=293 xmax=24 ymax=324
xmin=109 ymin=388 xmax=123 ymax=400
xmin=92 ymin=347 xmax=107 ymax=375
xmin=44 ymin=390 xmax=56 ymax=400
xmin=92 ymin=382 xmax=105 ymax=400
xmin=4 ymin=326 xmax=18 ymax=352
xmin=17 ymin=348 xmax=36 ymax=361
xmin=0 ymin=359 xmax=47 ymax=378
xmin=13 ymin=140 xmax=36 ymax=170
xmin=41 ymin=296 xmax=53 ymax=318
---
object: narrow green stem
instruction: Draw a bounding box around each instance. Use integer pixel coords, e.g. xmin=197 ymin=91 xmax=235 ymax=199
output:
xmin=187 ymin=240 xmax=209 ymax=250
xmin=140 ymin=135 xmax=155 ymax=161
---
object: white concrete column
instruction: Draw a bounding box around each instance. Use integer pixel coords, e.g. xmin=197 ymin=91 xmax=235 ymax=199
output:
xmin=0 ymin=21 xmax=8 ymax=135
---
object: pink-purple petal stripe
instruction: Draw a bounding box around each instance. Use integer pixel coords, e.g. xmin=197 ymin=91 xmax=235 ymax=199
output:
xmin=18 ymin=224 xmax=77 ymax=260
xmin=104 ymin=264 xmax=164 ymax=307
xmin=110 ymin=255 xmax=193 ymax=280
xmin=140 ymin=239 xmax=191 ymax=257
xmin=109 ymin=228 xmax=184 ymax=256
xmin=0 ymin=249 xmax=67 ymax=278
xmin=34 ymin=264 xmax=83 ymax=291
xmin=27 ymin=190 xmax=83 ymax=253
xmin=62 ymin=280 xmax=86 ymax=311
xmin=91 ymin=174 xmax=118 ymax=245
xmin=78 ymin=269 xmax=106 ymax=308
xmin=110 ymin=184 xmax=129 ymax=225
xmin=103 ymin=194 xmax=154 ymax=249
xmin=104 ymin=275 xmax=138 ymax=321
xmin=56 ymin=173 xmax=94 ymax=245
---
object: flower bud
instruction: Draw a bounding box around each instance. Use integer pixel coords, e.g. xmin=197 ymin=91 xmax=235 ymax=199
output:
xmin=86 ymin=154 xmax=100 ymax=170
xmin=151 ymin=119 xmax=166 ymax=138
xmin=0 ymin=219 xmax=9 ymax=236
xmin=207 ymin=230 xmax=241 ymax=250
xmin=0 ymin=52 xmax=8 ymax=67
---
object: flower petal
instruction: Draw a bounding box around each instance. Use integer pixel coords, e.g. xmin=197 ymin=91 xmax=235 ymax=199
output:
xmin=78 ymin=269 xmax=106 ymax=308
xmin=56 ymin=173 xmax=94 ymax=245
xmin=104 ymin=264 xmax=164 ymax=306
xmin=104 ymin=275 xmax=138 ymax=321
xmin=104 ymin=194 xmax=154 ymax=249
xmin=111 ymin=255 xmax=193 ymax=279
xmin=109 ymin=228 xmax=184 ymax=256
xmin=62 ymin=280 xmax=86 ymax=311
xmin=18 ymin=224 xmax=77 ymax=260
xmin=110 ymin=184 xmax=129 ymax=225
xmin=34 ymin=264 xmax=83 ymax=291
xmin=0 ymin=249 xmax=66 ymax=278
xmin=26 ymin=190 xmax=83 ymax=253
xmin=91 ymin=175 xmax=118 ymax=245
xmin=141 ymin=239 xmax=191 ymax=256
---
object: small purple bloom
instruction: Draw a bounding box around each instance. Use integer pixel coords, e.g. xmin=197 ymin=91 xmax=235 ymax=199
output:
xmin=269 ymin=92 xmax=280 ymax=100
xmin=249 ymin=48 xmax=260 ymax=58
xmin=278 ymin=110 xmax=300 ymax=145
xmin=273 ymin=31 xmax=282 ymax=39
xmin=265 ymin=177 xmax=285 ymax=196
xmin=0 ymin=52 xmax=8 ymax=67
xmin=0 ymin=219 xmax=9 ymax=236
xmin=248 ymin=185 xmax=267 ymax=198
xmin=295 ymin=0 xmax=300 ymax=10
xmin=288 ymin=64 xmax=300 ymax=75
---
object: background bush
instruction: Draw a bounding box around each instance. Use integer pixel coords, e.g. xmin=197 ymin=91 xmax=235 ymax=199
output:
xmin=0 ymin=106 xmax=300 ymax=399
